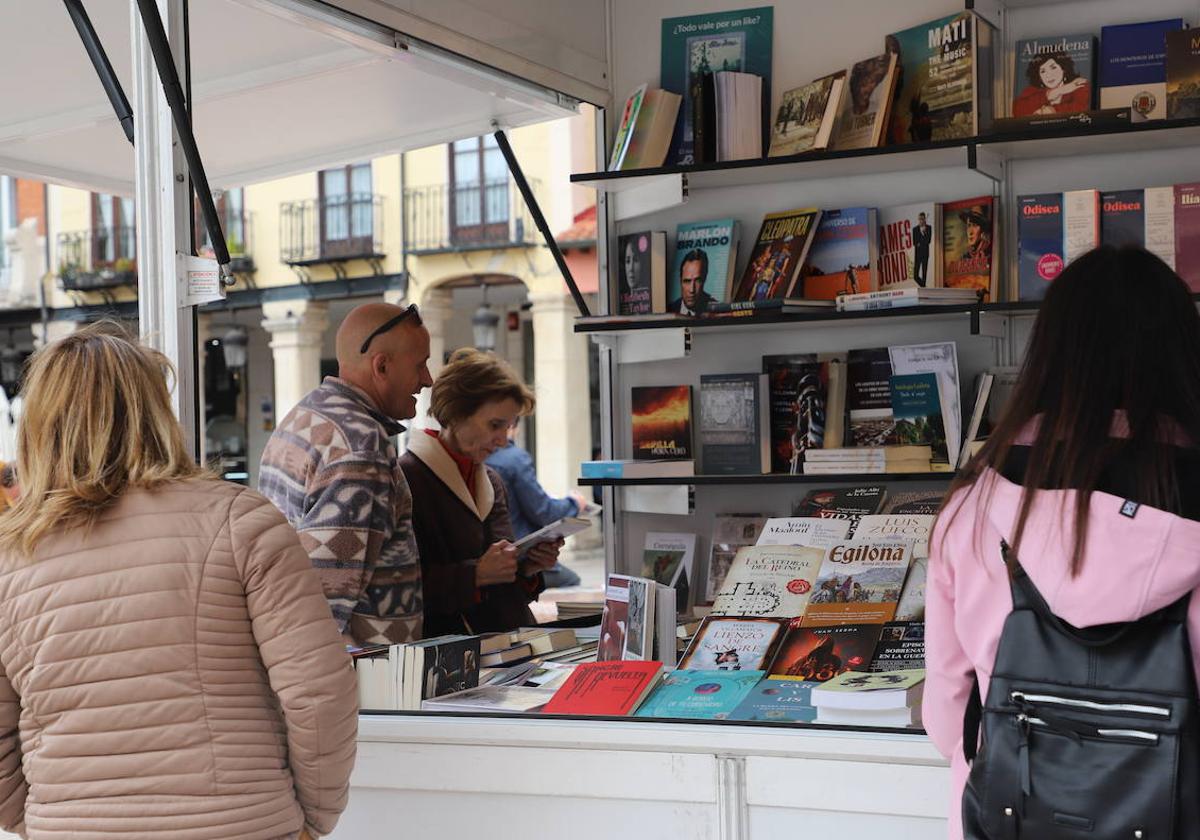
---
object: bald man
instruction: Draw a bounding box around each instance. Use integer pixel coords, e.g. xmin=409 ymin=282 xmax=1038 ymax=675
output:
xmin=259 ymin=302 xmax=433 ymax=645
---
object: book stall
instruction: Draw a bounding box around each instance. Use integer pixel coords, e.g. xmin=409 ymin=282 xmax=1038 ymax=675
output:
xmin=337 ymin=0 xmax=1200 ymax=837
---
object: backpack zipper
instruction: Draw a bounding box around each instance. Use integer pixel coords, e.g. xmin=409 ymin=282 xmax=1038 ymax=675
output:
xmin=1010 ymin=690 xmax=1170 ymax=718
xmin=1023 ymin=715 xmax=1160 ymax=744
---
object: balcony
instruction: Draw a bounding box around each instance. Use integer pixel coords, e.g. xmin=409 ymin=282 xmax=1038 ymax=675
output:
xmin=404 ymin=179 xmax=538 ymax=255
xmin=280 ymin=194 xmax=384 ymax=275
xmin=198 ymin=206 xmax=255 ymax=276
xmin=56 ymin=226 xmax=137 ymax=296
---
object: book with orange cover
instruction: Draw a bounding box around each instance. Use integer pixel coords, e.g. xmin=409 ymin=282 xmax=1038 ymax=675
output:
xmin=541 ymin=660 xmax=664 ymax=716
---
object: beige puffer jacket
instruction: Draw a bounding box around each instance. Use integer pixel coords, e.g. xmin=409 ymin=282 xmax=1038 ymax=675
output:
xmin=0 ymin=478 xmax=358 ymax=839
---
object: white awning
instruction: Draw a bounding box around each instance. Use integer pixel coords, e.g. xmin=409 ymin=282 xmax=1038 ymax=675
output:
xmin=0 ymin=0 xmax=601 ymax=195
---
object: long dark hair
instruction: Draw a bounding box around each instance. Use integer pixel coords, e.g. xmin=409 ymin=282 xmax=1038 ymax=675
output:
xmin=943 ymin=246 xmax=1200 ymax=574
xmin=1026 ymin=53 xmax=1080 ymax=89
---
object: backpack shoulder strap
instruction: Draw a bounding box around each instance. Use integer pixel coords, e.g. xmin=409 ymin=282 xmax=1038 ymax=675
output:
xmin=962 ymin=675 xmax=982 ymax=763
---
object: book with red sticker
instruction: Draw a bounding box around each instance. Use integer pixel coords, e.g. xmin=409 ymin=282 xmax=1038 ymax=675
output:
xmin=540 ymin=660 xmax=663 ymax=716
xmin=710 ymin=544 xmax=825 ymax=618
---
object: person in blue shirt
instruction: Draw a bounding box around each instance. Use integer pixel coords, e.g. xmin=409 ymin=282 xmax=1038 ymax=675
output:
xmin=486 ymin=428 xmax=589 ymax=588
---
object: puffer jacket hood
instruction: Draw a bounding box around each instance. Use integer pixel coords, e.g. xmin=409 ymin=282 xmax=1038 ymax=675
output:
xmin=0 ymin=478 xmax=358 ymax=840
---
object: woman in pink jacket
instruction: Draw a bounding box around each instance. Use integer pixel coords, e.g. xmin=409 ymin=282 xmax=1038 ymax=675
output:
xmin=0 ymin=324 xmax=358 ymax=840
xmin=926 ymin=245 xmax=1200 ymax=839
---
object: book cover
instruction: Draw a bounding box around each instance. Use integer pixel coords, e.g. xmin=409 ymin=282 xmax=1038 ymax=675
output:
xmin=634 ymin=669 xmax=764 ymax=720
xmin=660 ymin=7 xmax=773 ymax=166
xmin=732 ymin=208 xmax=822 ymax=302
xmin=1013 ymin=34 xmax=1096 ymax=117
xmin=792 ymin=486 xmax=888 ymax=521
xmin=631 ymin=385 xmax=692 ymax=460
xmin=617 ymin=231 xmax=666 ymax=315
xmin=889 ymin=373 xmax=949 ymax=467
xmin=887 ymin=12 xmax=982 ymax=143
xmin=882 ymin=492 xmax=943 ymax=515
xmin=1167 ymin=28 xmax=1200 ymax=118
xmin=896 ymin=555 xmax=927 ymax=622
xmin=1018 ymin=192 xmax=1065 ymax=302
xmin=1099 ymin=18 xmax=1184 ymax=121
xmin=889 ymin=341 xmax=962 ymax=470
xmin=769 ymin=73 xmax=840 ymax=157
xmin=622 ymin=89 xmax=683 ymax=170
xmin=801 ymin=540 xmax=914 ymax=627
xmin=419 ymin=636 xmax=482 ymax=702
xmin=623 ymin=576 xmax=655 ymax=661
xmin=699 ymin=372 xmax=768 ymax=475
xmin=1064 ymin=188 xmax=1100 ymax=265
xmin=727 ymin=676 xmax=819 ymax=722
xmin=641 ymin=531 xmax=697 ymax=612
xmin=800 ymin=208 xmax=878 ymax=300
xmin=854 ymin=514 xmax=933 ymax=560
xmin=609 ymin=85 xmax=646 ymax=170
xmin=762 ymin=353 xmax=827 ymax=473
xmin=1145 ymin=185 xmax=1177 ymax=269
xmin=813 ymin=667 xmax=925 ymax=701
xmin=769 ymin=620 xmax=883 ymax=682
xmin=1101 ymin=189 xmax=1145 ymax=248
xmin=710 ymin=544 xmax=826 ymax=618
xmin=1175 ymin=182 xmax=1200 ymax=292
xmin=677 ymin=616 xmax=788 ymax=670
xmin=941 ymin=196 xmax=996 ymax=301
xmin=755 ymin=517 xmax=853 ymax=548
xmin=706 ymin=515 xmax=768 ymax=603
xmin=870 ymin=621 xmax=926 ymax=672
xmin=846 ymin=347 xmax=895 ymax=447
xmin=420 ymin=685 xmax=554 ymax=713
xmin=671 ymin=219 xmax=739 ymax=313
xmin=597 ymin=575 xmax=631 ymax=661
xmin=831 ymin=52 xmax=898 ymax=150
xmin=541 ymin=660 xmax=663 ymax=716
xmin=878 ymin=202 xmax=940 ymax=290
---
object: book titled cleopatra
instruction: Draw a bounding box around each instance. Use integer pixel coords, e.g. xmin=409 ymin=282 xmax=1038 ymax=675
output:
xmin=631 ymin=385 xmax=693 ymax=460
xmin=801 ymin=540 xmax=914 ymax=627
xmin=731 ymin=208 xmax=822 ymax=303
xmin=942 ymin=196 xmax=997 ymax=302
xmin=635 ymin=669 xmax=765 ymax=720
xmin=541 ymin=660 xmax=663 ymax=716
xmin=769 ymin=620 xmax=883 ymax=682
xmin=676 ymin=616 xmax=788 ymax=671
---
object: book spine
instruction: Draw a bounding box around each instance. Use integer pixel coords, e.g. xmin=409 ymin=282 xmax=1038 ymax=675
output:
xmin=1017 ymin=193 xmax=1064 ymax=302
xmin=836 ymin=296 xmax=922 ymax=312
xmin=581 ymin=461 xmax=624 ymax=478
xmin=705 ymin=299 xmax=785 ymax=314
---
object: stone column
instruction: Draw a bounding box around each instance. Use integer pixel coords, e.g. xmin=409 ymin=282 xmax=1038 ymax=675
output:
xmin=413 ymin=286 xmax=454 ymax=429
xmin=260 ymin=299 xmax=329 ymax=420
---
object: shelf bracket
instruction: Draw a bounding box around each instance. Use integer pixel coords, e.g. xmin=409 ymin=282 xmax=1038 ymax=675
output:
xmin=613 ymin=173 xmax=688 ymax=222
xmin=967 ymin=144 xmax=1004 ymax=183
xmin=589 ymin=328 xmax=690 ymax=363
xmin=621 ymin=485 xmax=694 ymax=516
xmin=965 ymin=0 xmax=1003 ymax=31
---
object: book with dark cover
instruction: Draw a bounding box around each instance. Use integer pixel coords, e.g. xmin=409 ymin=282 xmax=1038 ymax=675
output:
xmin=699 ymin=372 xmax=768 ymax=474
xmin=671 ymin=219 xmax=740 ymax=313
xmin=418 ymin=635 xmax=482 ymax=702
xmin=1013 ymin=34 xmax=1096 ymax=117
xmin=727 ymin=676 xmax=819 ymax=722
xmin=769 ymin=620 xmax=883 ymax=682
xmin=616 ymin=231 xmax=666 ymax=315
xmin=800 ymin=208 xmax=878 ymax=300
xmin=942 ymin=196 xmax=996 ymax=301
xmin=869 ymin=621 xmax=926 ymax=672
xmin=1167 ymin=28 xmax=1200 ymax=118
xmin=831 ymin=52 xmax=898 ymax=150
xmin=846 ymin=347 xmax=895 ymax=447
xmin=660 ymin=7 xmax=773 ymax=166
xmin=541 ymin=660 xmax=663 ymax=716
xmin=792 ymin=486 xmax=888 ymax=521
xmin=1176 ymin=182 xmax=1200 ymax=293
xmin=889 ymin=373 xmax=948 ymax=467
xmin=677 ymin=616 xmax=788 ymax=671
xmin=1100 ymin=189 xmax=1145 ymax=248
xmin=732 ymin=208 xmax=822 ymax=302
xmin=1100 ymin=18 xmax=1184 ymax=121
xmin=762 ymin=353 xmax=826 ymax=474
xmin=1018 ymin=193 xmax=1065 ymax=301
xmin=887 ymin=11 xmax=991 ymax=144
xmin=635 ymin=669 xmax=764 ymax=720
xmin=883 ymin=491 xmax=943 ymax=516
xmin=990 ymin=107 xmax=1130 ymax=133
xmin=631 ymin=385 xmax=693 ymax=460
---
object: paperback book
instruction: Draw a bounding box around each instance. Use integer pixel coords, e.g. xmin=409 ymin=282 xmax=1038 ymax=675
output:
xmin=755 ymin=517 xmax=852 ymax=548
xmin=635 ymin=669 xmax=764 ymax=720
xmin=854 ymin=514 xmax=935 ymax=560
xmin=728 ymin=676 xmax=819 ymax=722
xmin=762 ymin=353 xmax=827 ymax=473
xmin=1100 ymin=188 xmax=1176 ymax=269
xmin=869 ymin=621 xmax=926 ymax=671
xmin=942 ymin=196 xmax=996 ymax=301
xmin=889 ymin=342 xmax=962 ymax=470
xmin=799 ymin=208 xmax=879 ymax=300
xmin=846 ymin=347 xmax=895 ymax=447
xmin=623 ymin=576 xmax=656 ymax=661
xmin=541 ymin=660 xmax=664 ymax=716
xmin=1013 ymin=34 xmax=1096 ymax=117
xmin=617 ymin=231 xmax=667 ymax=315
xmin=676 ymin=616 xmax=788 ymax=671
xmin=831 ymin=52 xmax=898 ymax=150
xmin=631 ymin=385 xmax=693 ymax=460
xmin=882 ymin=491 xmax=943 ymax=515
xmin=705 ymin=515 xmax=768 ymax=603
xmin=889 ymin=373 xmax=949 ymax=468
xmin=597 ymin=575 xmax=631 ymax=661
xmin=710 ymin=544 xmax=826 ymax=618
xmin=1099 ymin=18 xmax=1184 ymax=121
xmin=792 ymin=486 xmax=888 ymax=522
xmin=1167 ymin=27 xmax=1200 ymax=118
xmin=768 ymin=71 xmax=844 ymax=157
xmin=769 ymin=620 xmax=883 ymax=682
xmin=619 ymin=88 xmax=683 ymax=170
xmin=878 ymin=202 xmax=940 ymax=290
xmin=641 ymin=531 xmax=697 ymax=612
xmin=671 ymin=219 xmax=740 ymax=313
xmin=732 ymin=208 xmax=822 ymax=302
xmin=802 ymin=540 xmax=914 ymax=627
xmin=894 ymin=556 xmax=927 ymax=621
xmin=1017 ymin=192 xmax=1066 ymax=301
xmin=698 ymin=372 xmax=770 ymax=475
xmin=1176 ymin=182 xmax=1200 ymax=292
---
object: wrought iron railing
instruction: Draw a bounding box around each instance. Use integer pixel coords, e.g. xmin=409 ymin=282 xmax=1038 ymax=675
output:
xmin=198 ymin=207 xmax=255 ymax=271
xmin=279 ymin=193 xmax=383 ymax=264
xmin=403 ymin=179 xmax=538 ymax=254
xmin=56 ymin=225 xmax=138 ymax=291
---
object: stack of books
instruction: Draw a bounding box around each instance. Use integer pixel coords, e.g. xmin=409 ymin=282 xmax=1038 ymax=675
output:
xmin=355 ymin=634 xmax=481 ymax=711
xmin=835 ymin=287 xmax=980 ymax=312
xmin=810 ymin=669 xmax=926 ymax=727
xmin=802 ymin=445 xmax=933 ymax=475
xmin=479 ymin=627 xmax=581 ymax=667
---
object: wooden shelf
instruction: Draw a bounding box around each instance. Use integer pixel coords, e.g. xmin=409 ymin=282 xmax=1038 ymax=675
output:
xmin=578 ymin=472 xmax=953 ymax=487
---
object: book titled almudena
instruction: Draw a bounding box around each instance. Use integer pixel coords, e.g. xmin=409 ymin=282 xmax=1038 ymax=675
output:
xmin=801 ymin=540 xmax=914 ymax=627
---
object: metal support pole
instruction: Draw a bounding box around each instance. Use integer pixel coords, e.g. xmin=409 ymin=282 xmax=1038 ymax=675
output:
xmin=132 ymin=0 xmax=197 ymax=452
xmin=63 ymin=0 xmax=135 ymax=144
xmin=492 ymin=128 xmax=591 ymax=319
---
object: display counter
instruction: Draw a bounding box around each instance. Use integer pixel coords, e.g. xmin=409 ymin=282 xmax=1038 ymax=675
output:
xmin=328 ymin=713 xmax=949 ymax=840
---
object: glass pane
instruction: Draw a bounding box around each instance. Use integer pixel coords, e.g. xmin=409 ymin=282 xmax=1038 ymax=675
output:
xmin=483 ymin=146 xmax=506 ymax=182
xmin=484 ymin=180 xmax=508 ymax=225
xmin=227 ymin=189 xmax=244 ymax=247
xmin=454 ymin=150 xmax=480 ymax=186
xmin=350 ymin=164 xmax=372 ymax=195
xmin=95 ymin=195 xmax=115 ymax=262
xmin=325 ymin=199 xmax=347 ymax=241
xmin=351 ymin=196 xmax=372 ymax=239
xmin=321 ymin=169 xmax=348 ymax=197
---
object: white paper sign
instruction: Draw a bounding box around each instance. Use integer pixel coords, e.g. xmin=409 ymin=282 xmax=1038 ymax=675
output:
xmin=178 ymin=253 xmax=224 ymax=307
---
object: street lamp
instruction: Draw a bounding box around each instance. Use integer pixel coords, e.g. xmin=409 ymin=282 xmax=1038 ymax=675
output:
xmin=221 ymin=324 xmax=248 ymax=369
xmin=472 ymin=285 xmax=499 ymax=352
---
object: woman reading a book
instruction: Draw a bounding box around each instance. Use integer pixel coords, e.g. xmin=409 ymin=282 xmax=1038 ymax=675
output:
xmin=925 ymin=246 xmax=1200 ymax=840
xmin=0 ymin=324 xmax=357 ymax=840
xmin=400 ymin=348 xmax=562 ymax=636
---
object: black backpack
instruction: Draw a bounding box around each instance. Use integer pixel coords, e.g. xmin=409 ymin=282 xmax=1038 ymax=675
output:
xmin=962 ymin=541 xmax=1200 ymax=839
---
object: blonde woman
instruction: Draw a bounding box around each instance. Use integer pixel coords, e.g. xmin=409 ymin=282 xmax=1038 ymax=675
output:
xmin=0 ymin=324 xmax=356 ymax=840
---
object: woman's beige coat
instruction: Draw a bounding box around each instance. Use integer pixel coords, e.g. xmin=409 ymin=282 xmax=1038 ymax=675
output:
xmin=0 ymin=479 xmax=357 ymax=839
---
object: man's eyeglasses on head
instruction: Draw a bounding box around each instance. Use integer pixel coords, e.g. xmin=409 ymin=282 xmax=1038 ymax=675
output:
xmin=359 ymin=304 xmax=422 ymax=354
